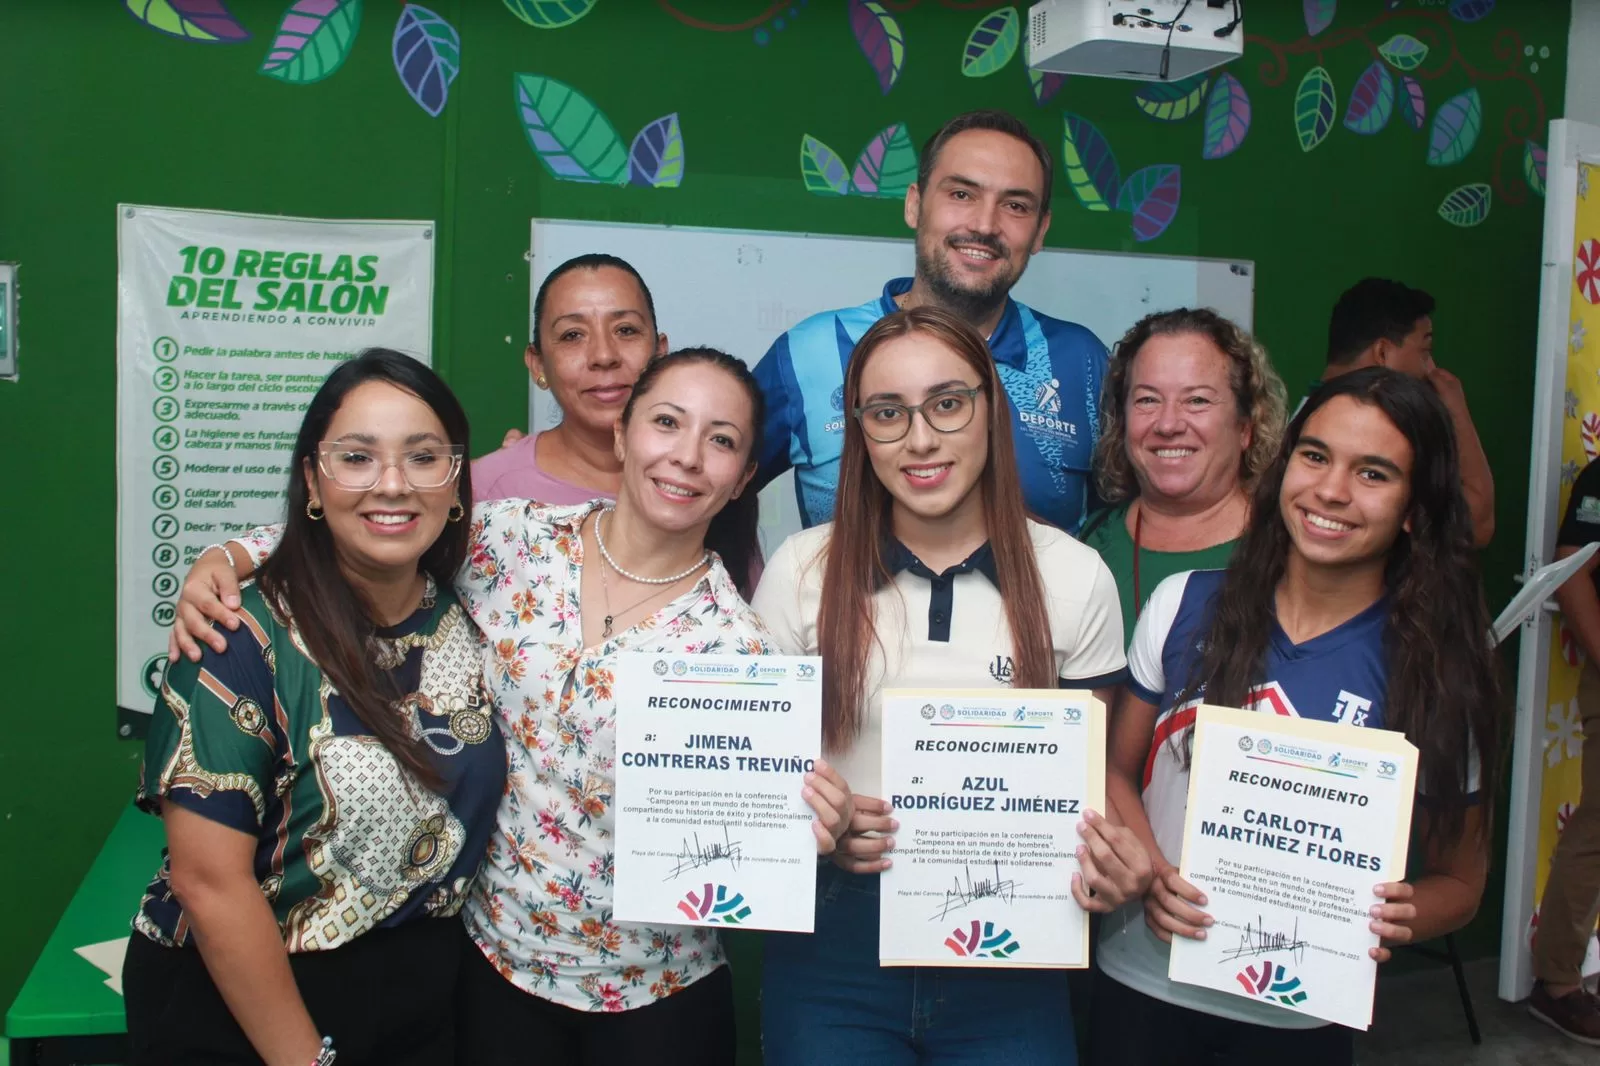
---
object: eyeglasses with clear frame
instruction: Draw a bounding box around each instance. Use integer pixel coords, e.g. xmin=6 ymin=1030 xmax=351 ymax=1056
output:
xmin=316 ymin=441 xmax=465 ymax=491
xmin=853 ymin=387 xmax=983 ymax=444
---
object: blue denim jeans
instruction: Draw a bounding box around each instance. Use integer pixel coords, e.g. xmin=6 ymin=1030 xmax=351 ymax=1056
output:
xmin=761 ymin=863 xmax=1079 ymax=1066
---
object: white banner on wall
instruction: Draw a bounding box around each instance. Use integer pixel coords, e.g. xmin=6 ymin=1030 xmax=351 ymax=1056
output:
xmin=115 ymin=204 xmax=435 ymax=719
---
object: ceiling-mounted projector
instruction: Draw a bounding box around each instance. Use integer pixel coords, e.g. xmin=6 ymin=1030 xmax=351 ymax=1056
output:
xmin=1027 ymin=0 xmax=1244 ymax=83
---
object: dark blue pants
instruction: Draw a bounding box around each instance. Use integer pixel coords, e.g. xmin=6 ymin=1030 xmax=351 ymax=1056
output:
xmin=761 ymin=864 xmax=1078 ymax=1066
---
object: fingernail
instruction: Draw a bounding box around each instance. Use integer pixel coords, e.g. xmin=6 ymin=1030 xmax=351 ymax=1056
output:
xmin=802 ymin=786 xmax=815 ymax=798
xmin=889 ymin=819 xmax=900 ymax=830
xmin=1373 ymin=884 xmax=1385 ymax=894
xmin=1370 ymin=905 xmax=1383 ymax=917
xmin=1195 ymin=930 xmax=1206 ymax=940
xmin=1085 ymin=808 xmax=1100 ymax=820
xmin=1202 ymin=915 xmax=1214 ymax=926
xmin=803 ymin=772 xmax=816 ymax=784
xmin=1076 ymin=821 xmax=1087 ymax=833
xmin=1076 ymin=845 xmax=1086 ymax=858
xmin=885 ymin=837 xmax=896 ymax=848
xmin=1197 ymin=895 xmax=1208 ymax=906
xmin=882 ymin=859 xmax=893 ymax=869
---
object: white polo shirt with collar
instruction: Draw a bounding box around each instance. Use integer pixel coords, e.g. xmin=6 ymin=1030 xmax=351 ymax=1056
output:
xmin=751 ymin=518 xmax=1128 ymax=797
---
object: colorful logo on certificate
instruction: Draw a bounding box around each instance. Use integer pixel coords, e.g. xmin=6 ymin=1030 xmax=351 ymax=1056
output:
xmin=944 ymin=920 xmax=1021 ymax=959
xmin=676 ymin=883 xmax=752 ymax=924
xmin=1235 ymin=960 xmax=1307 ymax=1007
xmin=672 ymin=660 xmax=688 ymax=676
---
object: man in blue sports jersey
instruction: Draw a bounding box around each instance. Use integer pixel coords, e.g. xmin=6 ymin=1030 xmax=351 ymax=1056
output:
xmin=752 ymin=109 xmax=1109 ymax=532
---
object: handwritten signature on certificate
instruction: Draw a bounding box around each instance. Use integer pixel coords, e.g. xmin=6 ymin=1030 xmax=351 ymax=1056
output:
xmin=666 ymin=824 xmax=745 ymax=880
xmin=1219 ymin=914 xmax=1311 ymax=965
xmin=931 ymin=860 xmax=1022 ymax=922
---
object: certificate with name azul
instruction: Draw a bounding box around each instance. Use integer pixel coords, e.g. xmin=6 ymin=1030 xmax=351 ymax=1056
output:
xmin=879 ymin=689 xmax=1105 ymax=968
xmin=1168 ymin=704 xmax=1418 ymax=1030
xmin=613 ymin=653 xmax=823 ymax=933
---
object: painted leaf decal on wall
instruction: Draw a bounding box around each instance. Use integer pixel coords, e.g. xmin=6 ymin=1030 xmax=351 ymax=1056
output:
xmin=1378 ymin=34 xmax=1428 ymax=72
xmin=261 ymin=0 xmax=362 ymax=84
xmin=1526 ymin=140 xmax=1548 ymax=197
xmin=1201 ymin=73 xmax=1251 ymax=159
xmin=800 ymin=135 xmax=850 ymax=196
xmin=1449 ymin=0 xmax=1495 ymax=22
xmin=1343 ymin=61 xmax=1394 ymax=135
xmin=392 ymin=5 xmax=459 ymax=117
xmin=1293 ymin=66 xmax=1336 ymax=152
xmin=126 ymin=0 xmax=250 ymax=42
xmin=1427 ymin=88 xmax=1482 ymax=166
xmin=628 ymin=113 xmax=685 ymax=189
xmin=1303 ymin=0 xmax=1336 ymax=37
xmin=1029 ymin=68 xmax=1066 ymax=106
xmin=1062 ymin=113 xmax=1120 ymax=212
xmin=1118 ymin=165 xmax=1182 ymax=241
xmin=513 ymin=73 xmax=628 ymax=184
xmin=962 ymin=7 xmax=1019 ymax=78
xmin=502 ymin=0 xmax=595 ymax=28
xmin=1438 ymin=183 xmax=1491 ymax=227
xmin=1135 ymin=74 xmax=1208 ymax=122
xmin=850 ymin=0 xmax=905 ymax=95
xmin=851 ymin=123 xmax=917 ymax=198
xmin=1399 ymin=75 xmax=1426 ymax=130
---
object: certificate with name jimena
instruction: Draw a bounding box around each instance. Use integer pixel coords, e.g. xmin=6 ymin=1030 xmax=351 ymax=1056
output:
xmin=878 ymin=689 xmax=1105 ymax=968
xmin=612 ymin=653 xmax=823 ymax=933
xmin=1168 ymin=704 xmax=1419 ymax=1030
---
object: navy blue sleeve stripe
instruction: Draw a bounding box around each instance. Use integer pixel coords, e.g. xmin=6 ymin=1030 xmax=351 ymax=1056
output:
xmin=1126 ymin=678 xmax=1163 ymax=706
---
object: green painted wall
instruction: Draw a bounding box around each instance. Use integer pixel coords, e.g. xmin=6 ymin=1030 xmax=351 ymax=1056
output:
xmin=0 ymin=0 xmax=1566 ymax=1027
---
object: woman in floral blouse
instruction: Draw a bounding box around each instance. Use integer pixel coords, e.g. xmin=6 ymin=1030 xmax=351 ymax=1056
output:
xmin=171 ymin=347 xmax=855 ymax=1064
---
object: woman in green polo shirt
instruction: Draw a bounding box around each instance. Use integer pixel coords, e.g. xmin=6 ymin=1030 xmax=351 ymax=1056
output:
xmin=1081 ymin=309 xmax=1287 ymax=642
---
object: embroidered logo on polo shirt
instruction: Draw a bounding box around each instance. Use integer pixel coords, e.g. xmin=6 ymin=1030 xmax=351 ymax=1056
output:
xmin=1035 ymin=378 xmax=1061 ymax=416
xmin=1579 ymin=496 xmax=1600 ymax=524
xmin=989 ymin=655 xmax=1015 ymax=683
xmin=1019 ymin=381 xmax=1079 ymax=441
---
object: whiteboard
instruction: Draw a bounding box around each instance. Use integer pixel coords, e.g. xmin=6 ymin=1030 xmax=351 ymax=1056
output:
xmin=528 ymin=218 xmax=1255 ymax=555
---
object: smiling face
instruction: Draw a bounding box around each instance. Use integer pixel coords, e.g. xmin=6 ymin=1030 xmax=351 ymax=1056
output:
xmin=1278 ymin=394 xmax=1414 ymax=571
xmin=1125 ymin=331 xmax=1251 ymax=510
xmin=856 ymin=332 xmax=990 ymax=527
xmin=905 ymin=129 xmax=1050 ymax=321
xmin=304 ymin=380 xmax=460 ymax=586
xmin=530 ymin=265 xmax=667 ymax=437
xmin=613 ymin=361 xmax=757 ymax=536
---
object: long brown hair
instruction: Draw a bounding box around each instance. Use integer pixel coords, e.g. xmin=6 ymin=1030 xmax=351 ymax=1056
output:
xmin=816 ymin=307 xmax=1056 ymax=749
xmin=259 ymin=350 xmax=471 ymax=791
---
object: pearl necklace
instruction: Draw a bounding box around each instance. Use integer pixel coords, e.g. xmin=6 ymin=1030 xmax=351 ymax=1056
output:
xmin=594 ymin=507 xmax=709 ymax=585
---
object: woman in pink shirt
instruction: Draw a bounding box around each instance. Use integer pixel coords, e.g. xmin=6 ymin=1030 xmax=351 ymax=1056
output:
xmin=472 ymin=253 xmax=668 ymax=506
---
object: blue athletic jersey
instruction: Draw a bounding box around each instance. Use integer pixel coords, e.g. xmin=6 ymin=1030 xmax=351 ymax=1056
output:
xmin=752 ymin=278 xmax=1108 ymax=532
xmin=1098 ymin=567 xmax=1397 ymax=1030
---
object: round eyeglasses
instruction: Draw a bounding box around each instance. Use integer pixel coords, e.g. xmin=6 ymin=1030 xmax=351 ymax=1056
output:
xmin=853 ymin=387 xmax=982 ymax=444
xmin=316 ymin=442 xmax=465 ymax=491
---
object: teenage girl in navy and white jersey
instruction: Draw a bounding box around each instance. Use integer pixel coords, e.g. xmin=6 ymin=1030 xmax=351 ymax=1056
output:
xmin=1091 ymin=367 xmax=1502 ymax=1066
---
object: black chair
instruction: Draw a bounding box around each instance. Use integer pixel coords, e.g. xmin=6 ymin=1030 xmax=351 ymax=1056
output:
xmin=1405 ymin=933 xmax=1482 ymax=1044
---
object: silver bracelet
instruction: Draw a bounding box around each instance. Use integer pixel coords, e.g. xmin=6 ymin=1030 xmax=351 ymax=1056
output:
xmin=201 ymin=542 xmax=236 ymax=572
xmin=311 ymin=1036 xmax=336 ymax=1065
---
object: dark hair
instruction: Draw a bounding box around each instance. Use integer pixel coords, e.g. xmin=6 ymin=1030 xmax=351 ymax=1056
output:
xmin=1095 ymin=308 xmax=1287 ymax=503
xmin=619 ymin=347 xmax=763 ymax=598
xmin=258 ymin=349 xmax=472 ymax=790
xmin=531 ymin=253 xmax=657 ymax=350
xmin=817 ymin=307 xmax=1056 ymax=749
xmin=917 ymin=110 xmax=1054 ymax=212
xmin=1326 ymin=278 xmax=1435 ymax=366
xmin=1177 ymin=367 xmax=1500 ymax=850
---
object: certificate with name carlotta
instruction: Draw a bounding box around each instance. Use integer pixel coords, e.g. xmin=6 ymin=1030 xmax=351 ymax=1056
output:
xmin=878 ymin=689 xmax=1105 ymax=968
xmin=612 ymin=653 xmax=823 ymax=933
xmin=1168 ymin=704 xmax=1419 ymax=1030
